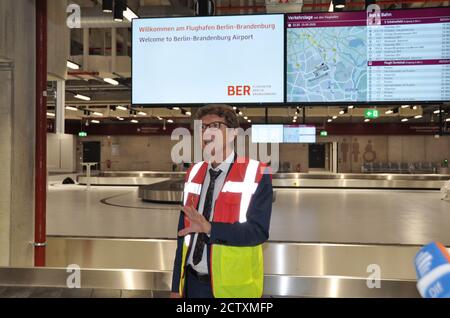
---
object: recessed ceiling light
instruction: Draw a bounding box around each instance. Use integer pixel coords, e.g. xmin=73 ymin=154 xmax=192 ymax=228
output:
xmin=104 ymin=78 xmax=119 ymax=85
xmin=401 ymin=118 xmax=408 ymax=122
xmin=67 ymin=60 xmax=80 ymax=70
xmin=74 ymin=94 xmax=91 ymax=101
xmin=91 ymin=120 xmax=100 ymax=124
xmin=167 ymin=119 xmax=174 ymax=123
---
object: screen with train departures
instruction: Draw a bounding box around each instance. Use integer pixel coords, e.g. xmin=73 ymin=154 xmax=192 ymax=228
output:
xmin=286 ymin=8 xmax=450 ymax=103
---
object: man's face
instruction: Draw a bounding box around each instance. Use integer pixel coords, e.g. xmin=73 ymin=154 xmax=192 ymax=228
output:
xmin=200 ymin=114 xmax=235 ymax=162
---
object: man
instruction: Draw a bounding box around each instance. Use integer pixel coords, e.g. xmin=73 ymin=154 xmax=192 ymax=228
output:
xmin=171 ymin=104 xmax=273 ymax=298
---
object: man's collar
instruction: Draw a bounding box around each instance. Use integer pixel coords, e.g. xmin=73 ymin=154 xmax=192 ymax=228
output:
xmin=209 ymin=152 xmax=235 ymax=172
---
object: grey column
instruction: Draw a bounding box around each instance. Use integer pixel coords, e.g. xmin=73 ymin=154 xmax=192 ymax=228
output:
xmin=56 ymin=80 xmax=66 ymax=134
xmin=0 ymin=0 xmax=36 ymax=266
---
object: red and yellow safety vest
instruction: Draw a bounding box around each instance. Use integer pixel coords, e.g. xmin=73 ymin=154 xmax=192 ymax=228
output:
xmin=178 ymin=157 xmax=267 ymax=298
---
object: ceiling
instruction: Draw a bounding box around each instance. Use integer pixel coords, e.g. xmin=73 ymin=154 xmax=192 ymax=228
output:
xmin=48 ymin=0 xmax=450 ymax=125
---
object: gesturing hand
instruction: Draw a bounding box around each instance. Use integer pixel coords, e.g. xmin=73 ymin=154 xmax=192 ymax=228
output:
xmin=178 ymin=205 xmax=211 ymax=237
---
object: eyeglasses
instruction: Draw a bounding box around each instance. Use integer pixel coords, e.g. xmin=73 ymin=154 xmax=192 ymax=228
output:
xmin=201 ymin=121 xmax=229 ymax=131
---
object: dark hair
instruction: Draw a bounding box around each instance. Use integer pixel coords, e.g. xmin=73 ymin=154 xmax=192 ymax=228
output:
xmin=195 ymin=104 xmax=240 ymax=128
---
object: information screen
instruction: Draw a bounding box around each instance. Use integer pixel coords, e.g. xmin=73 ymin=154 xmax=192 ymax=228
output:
xmin=251 ymin=124 xmax=284 ymax=143
xmin=283 ymin=125 xmax=316 ymax=143
xmin=251 ymin=124 xmax=317 ymax=143
xmin=287 ymin=8 xmax=450 ymax=103
xmin=132 ymin=14 xmax=285 ymax=105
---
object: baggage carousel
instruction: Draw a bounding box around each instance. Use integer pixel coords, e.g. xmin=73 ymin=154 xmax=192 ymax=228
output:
xmin=0 ymin=238 xmax=427 ymax=298
xmin=77 ymin=171 xmax=450 ymax=192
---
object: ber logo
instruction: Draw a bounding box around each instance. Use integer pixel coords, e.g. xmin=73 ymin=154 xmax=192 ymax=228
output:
xmin=228 ymin=85 xmax=251 ymax=96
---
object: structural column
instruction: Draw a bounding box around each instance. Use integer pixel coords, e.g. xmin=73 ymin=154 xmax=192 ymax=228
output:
xmin=56 ymin=80 xmax=66 ymax=134
xmin=0 ymin=0 xmax=37 ymax=267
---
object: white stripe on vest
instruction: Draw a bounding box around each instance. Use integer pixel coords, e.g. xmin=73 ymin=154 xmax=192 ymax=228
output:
xmin=221 ymin=159 xmax=259 ymax=223
xmin=183 ymin=161 xmax=205 ymax=206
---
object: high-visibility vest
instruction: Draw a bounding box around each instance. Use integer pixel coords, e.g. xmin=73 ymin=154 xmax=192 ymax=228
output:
xmin=178 ymin=157 xmax=268 ymax=298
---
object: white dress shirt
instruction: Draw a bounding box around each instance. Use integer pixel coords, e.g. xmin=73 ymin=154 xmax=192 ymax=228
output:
xmin=187 ymin=152 xmax=234 ymax=274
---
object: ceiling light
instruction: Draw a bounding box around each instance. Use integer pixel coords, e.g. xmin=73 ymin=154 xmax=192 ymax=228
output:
xmin=117 ymin=105 xmax=127 ymax=111
xmin=131 ymin=119 xmax=138 ymax=123
xmin=446 ymin=118 xmax=450 ymax=122
xmin=348 ymin=105 xmax=354 ymax=109
xmin=433 ymin=110 xmax=441 ymax=114
xmin=401 ymin=118 xmax=408 ymax=122
xmin=385 ymin=110 xmax=394 ymax=115
xmin=104 ymin=78 xmax=119 ymax=85
xmin=247 ymin=119 xmax=251 ymax=123
xmin=364 ymin=119 xmax=370 ymax=122
xmin=91 ymin=120 xmax=100 ymax=124
xmin=233 ymin=106 xmax=237 ymax=110
xmin=244 ymin=116 xmax=248 ymax=120
xmin=334 ymin=0 xmax=346 ymax=9
xmin=93 ymin=112 xmax=103 ymax=116
xmin=157 ymin=116 xmax=163 ymax=121
xmin=401 ymin=105 xmax=410 ymax=108
xmin=113 ymin=0 xmax=125 ymax=21
xmin=123 ymin=6 xmax=138 ymax=22
xmin=239 ymin=111 xmax=243 ymax=116
xmin=339 ymin=110 xmax=345 ymax=115
xmin=102 ymin=0 xmax=113 ymax=13
xmin=47 ymin=112 xmax=55 ymax=117
xmin=186 ymin=111 xmax=192 ymax=116
xmin=138 ymin=111 xmax=147 ymax=116
xmin=67 ymin=60 xmax=80 ymax=70
xmin=412 ymin=105 xmax=418 ymax=110
xmin=173 ymin=107 xmax=180 ymax=110
xmin=116 ymin=117 xmax=124 ymax=121
xmin=414 ymin=115 xmax=423 ymax=119
xmin=332 ymin=116 xmax=337 ymax=119
xmin=167 ymin=119 xmax=174 ymax=123
xmin=65 ymin=106 xmax=78 ymax=111
xmin=74 ymin=94 xmax=91 ymax=101
xmin=327 ymin=119 xmax=332 ymax=123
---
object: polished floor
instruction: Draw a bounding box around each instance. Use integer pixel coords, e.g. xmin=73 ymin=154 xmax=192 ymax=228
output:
xmin=47 ymin=176 xmax=450 ymax=245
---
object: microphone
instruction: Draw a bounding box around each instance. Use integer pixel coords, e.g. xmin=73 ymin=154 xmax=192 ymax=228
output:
xmin=414 ymin=241 xmax=450 ymax=298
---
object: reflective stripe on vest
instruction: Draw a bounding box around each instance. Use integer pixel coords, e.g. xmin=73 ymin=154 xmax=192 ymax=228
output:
xmin=183 ymin=161 xmax=204 ymax=205
xmin=221 ymin=159 xmax=259 ymax=223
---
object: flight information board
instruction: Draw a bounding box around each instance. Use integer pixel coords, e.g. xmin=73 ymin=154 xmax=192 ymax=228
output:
xmin=287 ymin=8 xmax=450 ymax=103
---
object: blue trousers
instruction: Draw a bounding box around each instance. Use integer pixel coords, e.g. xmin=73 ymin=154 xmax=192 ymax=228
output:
xmin=185 ymin=267 xmax=214 ymax=298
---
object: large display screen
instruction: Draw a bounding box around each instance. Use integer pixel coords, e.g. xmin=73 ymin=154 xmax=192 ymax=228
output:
xmin=287 ymin=8 xmax=450 ymax=103
xmin=132 ymin=14 xmax=285 ymax=104
xmin=251 ymin=124 xmax=316 ymax=143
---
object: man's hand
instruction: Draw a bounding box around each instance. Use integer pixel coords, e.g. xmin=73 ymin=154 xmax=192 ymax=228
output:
xmin=178 ymin=205 xmax=211 ymax=237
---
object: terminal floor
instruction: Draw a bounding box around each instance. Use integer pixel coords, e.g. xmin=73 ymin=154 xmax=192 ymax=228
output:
xmin=47 ymin=182 xmax=450 ymax=246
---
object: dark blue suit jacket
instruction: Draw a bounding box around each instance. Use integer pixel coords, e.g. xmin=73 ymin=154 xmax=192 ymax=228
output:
xmin=171 ymin=172 xmax=273 ymax=293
